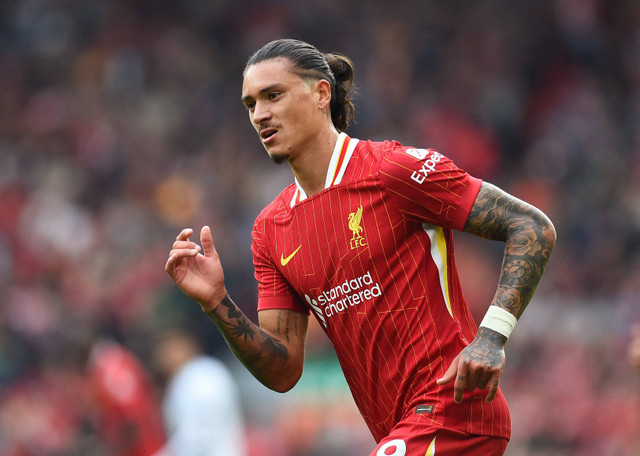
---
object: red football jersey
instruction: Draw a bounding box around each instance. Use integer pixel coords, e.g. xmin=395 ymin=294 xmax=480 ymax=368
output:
xmin=252 ymin=133 xmax=511 ymax=442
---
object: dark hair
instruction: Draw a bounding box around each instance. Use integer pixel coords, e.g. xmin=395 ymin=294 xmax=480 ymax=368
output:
xmin=245 ymin=39 xmax=357 ymax=132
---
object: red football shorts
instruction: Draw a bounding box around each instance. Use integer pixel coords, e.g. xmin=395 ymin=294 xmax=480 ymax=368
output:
xmin=369 ymin=419 xmax=508 ymax=456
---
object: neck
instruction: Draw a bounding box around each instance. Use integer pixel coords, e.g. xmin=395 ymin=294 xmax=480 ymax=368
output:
xmin=288 ymin=127 xmax=339 ymax=197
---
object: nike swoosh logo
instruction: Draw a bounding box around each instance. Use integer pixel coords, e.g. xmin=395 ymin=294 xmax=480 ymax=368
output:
xmin=280 ymin=245 xmax=302 ymax=266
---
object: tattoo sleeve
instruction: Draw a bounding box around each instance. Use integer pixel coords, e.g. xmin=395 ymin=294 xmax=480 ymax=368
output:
xmin=203 ymin=295 xmax=295 ymax=389
xmin=463 ymin=182 xmax=556 ymax=319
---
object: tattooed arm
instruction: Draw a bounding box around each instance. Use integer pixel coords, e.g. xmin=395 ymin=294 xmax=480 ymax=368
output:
xmin=204 ymin=299 xmax=309 ymax=392
xmin=165 ymin=226 xmax=309 ymax=392
xmin=463 ymin=182 xmax=556 ymax=318
xmin=437 ymin=182 xmax=556 ymax=403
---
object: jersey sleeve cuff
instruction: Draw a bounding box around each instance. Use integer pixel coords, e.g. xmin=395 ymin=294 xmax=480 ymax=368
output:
xmin=453 ymin=176 xmax=483 ymax=230
xmin=257 ymin=294 xmax=310 ymax=314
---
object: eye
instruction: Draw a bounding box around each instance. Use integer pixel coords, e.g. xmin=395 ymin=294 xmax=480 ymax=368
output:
xmin=244 ymin=101 xmax=255 ymax=111
xmin=268 ymin=91 xmax=281 ymax=101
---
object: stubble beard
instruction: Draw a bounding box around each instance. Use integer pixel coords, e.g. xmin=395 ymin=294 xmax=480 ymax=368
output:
xmin=261 ymin=127 xmax=289 ymax=164
xmin=267 ymin=143 xmax=290 ymax=164
xmin=270 ymin=153 xmax=289 ymax=165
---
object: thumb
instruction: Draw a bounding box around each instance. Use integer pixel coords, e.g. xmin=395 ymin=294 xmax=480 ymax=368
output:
xmin=437 ymin=355 xmax=459 ymax=385
xmin=200 ymin=226 xmax=217 ymax=259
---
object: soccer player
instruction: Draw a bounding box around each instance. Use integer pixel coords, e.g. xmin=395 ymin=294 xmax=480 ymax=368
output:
xmin=88 ymin=339 xmax=166 ymax=456
xmin=165 ymin=39 xmax=556 ymax=455
xmin=152 ymin=328 xmax=247 ymax=456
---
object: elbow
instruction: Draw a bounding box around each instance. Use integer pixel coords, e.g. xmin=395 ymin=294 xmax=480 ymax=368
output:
xmin=264 ymin=368 xmax=302 ymax=393
xmin=540 ymin=213 xmax=557 ymax=251
xmin=271 ymin=380 xmax=298 ymax=393
xmin=256 ymin=359 xmax=303 ymax=393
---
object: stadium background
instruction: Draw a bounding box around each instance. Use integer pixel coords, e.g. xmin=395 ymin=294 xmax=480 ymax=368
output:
xmin=1 ymin=0 xmax=639 ymax=454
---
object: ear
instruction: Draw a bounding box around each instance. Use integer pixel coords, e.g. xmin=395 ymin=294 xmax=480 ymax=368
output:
xmin=315 ymin=79 xmax=332 ymax=111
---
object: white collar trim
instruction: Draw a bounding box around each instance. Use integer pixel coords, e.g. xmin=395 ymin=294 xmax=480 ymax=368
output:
xmin=289 ymin=132 xmax=359 ymax=207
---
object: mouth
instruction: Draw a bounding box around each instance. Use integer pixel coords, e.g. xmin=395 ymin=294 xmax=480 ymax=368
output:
xmin=260 ymin=127 xmax=278 ymax=144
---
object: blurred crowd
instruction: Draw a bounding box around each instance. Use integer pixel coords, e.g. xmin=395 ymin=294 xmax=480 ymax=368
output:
xmin=1 ymin=0 xmax=640 ymax=455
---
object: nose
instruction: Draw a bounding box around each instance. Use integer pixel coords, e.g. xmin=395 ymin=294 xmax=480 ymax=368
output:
xmin=251 ymin=101 xmax=271 ymax=125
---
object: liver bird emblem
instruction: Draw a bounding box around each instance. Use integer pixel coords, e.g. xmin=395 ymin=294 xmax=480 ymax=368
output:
xmin=348 ymin=206 xmax=366 ymax=249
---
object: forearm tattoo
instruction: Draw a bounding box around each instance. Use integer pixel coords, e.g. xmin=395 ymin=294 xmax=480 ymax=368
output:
xmin=205 ymin=295 xmax=289 ymax=372
xmin=464 ymin=183 xmax=556 ymax=318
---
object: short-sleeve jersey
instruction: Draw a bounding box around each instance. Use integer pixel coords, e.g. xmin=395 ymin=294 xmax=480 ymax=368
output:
xmin=252 ymin=133 xmax=511 ymax=442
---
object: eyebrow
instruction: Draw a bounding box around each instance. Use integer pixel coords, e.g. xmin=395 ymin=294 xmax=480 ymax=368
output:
xmin=241 ymin=83 xmax=285 ymax=104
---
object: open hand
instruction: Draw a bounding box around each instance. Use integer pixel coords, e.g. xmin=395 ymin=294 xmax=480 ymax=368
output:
xmin=165 ymin=226 xmax=227 ymax=311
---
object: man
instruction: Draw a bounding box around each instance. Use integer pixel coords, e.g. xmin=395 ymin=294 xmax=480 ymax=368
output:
xmin=152 ymin=328 xmax=247 ymax=456
xmin=88 ymin=339 xmax=166 ymax=456
xmin=166 ymin=39 xmax=556 ymax=455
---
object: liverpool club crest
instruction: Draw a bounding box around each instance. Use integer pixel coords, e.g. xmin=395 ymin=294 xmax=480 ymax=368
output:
xmin=348 ymin=206 xmax=367 ymax=250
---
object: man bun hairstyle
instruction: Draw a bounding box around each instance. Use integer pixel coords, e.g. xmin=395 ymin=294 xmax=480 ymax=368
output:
xmin=324 ymin=52 xmax=357 ymax=133
xmin=245 ymin=39 xmax=357 ymax=132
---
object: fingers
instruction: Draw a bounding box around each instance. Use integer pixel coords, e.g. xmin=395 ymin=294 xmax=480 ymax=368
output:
xmin=477 ymin=374 xmax=492 ymax=390
xmin=166 ymin=228 xmax=202 ymax=270
xmin=468 ymin=367 xmax=496 ymax=392
xmin=200 ymin=225 xmax=218 ymax=259
xmin=170 ymin=226 xmax=216 ymax=259
xmin=452 ymin=362 xmax=469 ymax=404
xmin=169 ymin=240 xmax=201 ymax=258
xmin=165 ymin=253 xmax=179 ymax=273
xmin=436 ymin=355 xmax=459 ymax=386
xmin=437 ymin=354 xmax=503 ymax=404
xmin=436 ymin=355 xmax=467 ymax=404
xmin=485 ymin=372 xmax=501 ymax=403
xmin=165 ymin=245 xmax=200 ymax=275
xmin=165 ymin=226 xmax=219 ymax=273
xmin=176 ymin=228 xmax=194 ymax=241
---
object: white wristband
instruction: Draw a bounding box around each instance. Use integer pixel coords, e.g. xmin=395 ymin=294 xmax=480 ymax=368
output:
xmin=479 ymin=306 xmax=518 ymax=339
